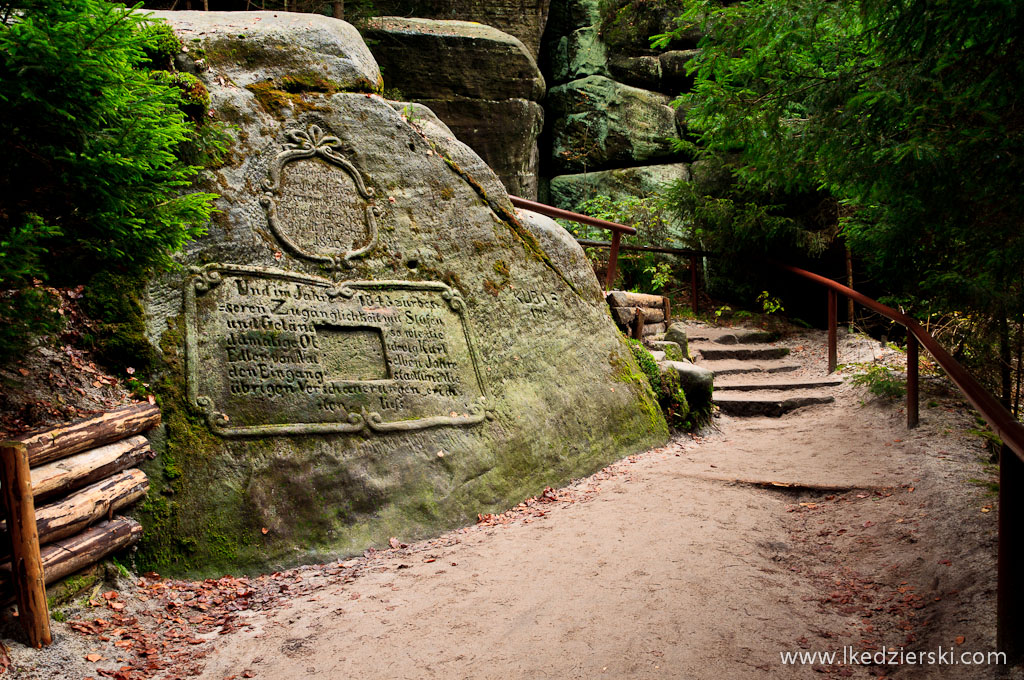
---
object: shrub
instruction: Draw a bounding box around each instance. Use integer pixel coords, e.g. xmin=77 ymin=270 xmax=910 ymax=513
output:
xmin=0 ymin=1 xmax=217 ymax=360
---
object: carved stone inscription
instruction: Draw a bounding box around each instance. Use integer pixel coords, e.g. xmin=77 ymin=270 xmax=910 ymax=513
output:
xmin=276 ymin=159 xmax=369 ymax=252
xmin=261 ymin=125 xmax=379 ymax=268
xmin=186 ymin=266 xmax=491 ymax=436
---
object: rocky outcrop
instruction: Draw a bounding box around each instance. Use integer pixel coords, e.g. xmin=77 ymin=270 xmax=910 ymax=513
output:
xmin=547 ymin=75 xmax=679 ymax=174
xmin=370 ymin=0 xmax=552 ymax=59
xmin=362 ymin=17 xmax=545 ymax=197
xmin=137 ymin=11 xmax=668 ymax=577
xmin=548 ymin=163 xmax=690 ymax=209
xmin=540 ymin=0 xmax=696 ymax=205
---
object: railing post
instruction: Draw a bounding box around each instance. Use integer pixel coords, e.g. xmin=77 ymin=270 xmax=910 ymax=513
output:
xmin=999 ymin=443 xmax=1024 ymax=665
xmin=906 ymin=329 xmax=919 ymax=428
xmin=0 ymin=442 xmax=51 ymax=648
xmin=605 ymin=230 xmax=621 ymax=291
xmin=827 ymin=289 xmax=837 ymax=373
xmin=690 ymin=254 xmax=699 ymax=314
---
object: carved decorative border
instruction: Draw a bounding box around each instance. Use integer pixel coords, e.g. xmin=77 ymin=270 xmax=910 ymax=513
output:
xmin=261 ymin=125 xmax=380 ymax=270
xmin=185 ymin=264 xmax=493 ymax=437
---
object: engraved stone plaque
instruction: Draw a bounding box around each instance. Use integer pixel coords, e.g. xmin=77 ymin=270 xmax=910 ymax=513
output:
xmin=186 ymin=265 xmax=492 ymax=436
xmin=261 ymin=125 xmax=379 ymax=268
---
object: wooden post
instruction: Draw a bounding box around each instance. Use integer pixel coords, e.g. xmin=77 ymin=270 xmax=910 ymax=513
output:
xmin=663 ymin=297 xmax=671 ymax=325
xmin=998 ymin=443 xmax=1024 ymax=665
xmin=907 ymin=329 xmax=919 ymax=428
xmin=631 ymin=308 xmax=646 ymax=340
xmin=0 ymin=442 xmax=51 ymax=648
xmin=690 ymin=255 xmax=699 ymax=314
xmin=827 ymin=289 xmax=837 ymax=373
xmin=605 ymin=230 xmax=622 ymax=291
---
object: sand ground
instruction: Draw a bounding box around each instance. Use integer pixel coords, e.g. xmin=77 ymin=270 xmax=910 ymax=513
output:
xmin=4 ymin=329 xmax=1015 ymax=679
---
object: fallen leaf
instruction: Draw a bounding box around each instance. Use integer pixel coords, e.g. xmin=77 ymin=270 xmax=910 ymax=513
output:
xmin=85 ymin=653 xmax=103 ymax=662
xmin=261 ymin=527 xmax=269 ymax=535
xmin=955 ymin=635 xmax=966 ymax=645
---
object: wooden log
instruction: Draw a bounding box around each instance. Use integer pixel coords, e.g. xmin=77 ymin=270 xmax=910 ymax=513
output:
xmin=0 ymin=517 xmax=143 ymax=603
xmin=610 ymin=306 xmax=665 ymax=326
xmin=606 ymin=290 xmax=667 ymax=309
xmin=20 ymin=403 xmax=160 ymax=467
xmin=663 ymin=297 xmax=671 ymax=324
xmin=0 ymin=443 xmax=51 ymax=647
xmin=641 ymin=322 xmax=668 ymax=337
xmin=30 ymin=435 xmax=151 ymax=503
xmin=0 ymin=469 xmax=148 ymax=552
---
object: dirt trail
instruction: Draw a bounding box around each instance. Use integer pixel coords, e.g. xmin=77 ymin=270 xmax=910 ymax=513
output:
xmin=5 ymin=328 xmax=1010 ymax=679
xmin=192 ymin=330 xmax=1005 ymax=679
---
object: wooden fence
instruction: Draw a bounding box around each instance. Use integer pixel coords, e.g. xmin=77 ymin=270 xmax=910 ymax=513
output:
xmin=0 ymin=402 xmax=159 ymax=647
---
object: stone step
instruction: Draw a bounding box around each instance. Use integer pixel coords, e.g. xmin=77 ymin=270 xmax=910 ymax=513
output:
xmin=713 ymin=377 xmax=844 ymax=392
xmin=691 ymin=343 xmax=790 ymax=361
xmin=696 ymin=359 xmax=801 ymax=376
xmin=714 ymin=390 xmax=835 ymax=417
xmin=683 ymin=327 xmax=780 ymax=345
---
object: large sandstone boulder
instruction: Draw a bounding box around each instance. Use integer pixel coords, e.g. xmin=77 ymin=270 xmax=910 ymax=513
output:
xmin=370 ymin=0 xmax=552 ymax=59
xmin=138 ymin=11 xmax=667 ymax=577
xmin=548 ymin=26 xmax=609 ymax=83
xmin=362 ymin=17 xmax=545 ymax=197
xmin=547 ymin=75 xmax=680 ymax=173
xmin=548 ymin=163 xmax=691 ymax=209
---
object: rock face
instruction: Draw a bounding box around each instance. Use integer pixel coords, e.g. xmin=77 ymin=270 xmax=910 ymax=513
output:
xmin=362 ymin=17 xmax=545 ymax=197
xmin=540 ymin=0 xmax=696 ymax=201
xmin=370 ymin=0 xmax=552 ymax=59
xmin=139 ymin=11 xmax=667 ymax=577
xmin=548 ymin=163 xmax=690 ymax=209
xmin=547 ymin=75 xmax=679 ymax=173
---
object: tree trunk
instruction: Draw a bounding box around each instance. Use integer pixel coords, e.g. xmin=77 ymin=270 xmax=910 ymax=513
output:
xmin=0 ymin=469 xmax=148 ymax=553
xmin=1000 ymin=314 xmax=1013 ymax=410
xmin=0 ymin=518 xmax=143 ymax=604
xmin=1014 ymin=317 xmax=1023 ymax=419
xmin=30 ymin=435 xmax=151 ymax=503
xmin=332 ymin=0 xmax=343 ymax=19
xmin=846 ymin=244 xmax=854 ymax=332
xmin=20 ymin=403 xmax=159 ymax=467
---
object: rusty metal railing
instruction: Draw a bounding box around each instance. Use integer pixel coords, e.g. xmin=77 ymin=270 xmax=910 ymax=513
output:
xmin=514 ymin=196 xmax=1024 ymax=664
xmin=509 ymin=196 xmax=636 ymax=291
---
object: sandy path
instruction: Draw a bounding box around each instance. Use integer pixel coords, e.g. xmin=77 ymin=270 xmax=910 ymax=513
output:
xmin=196 ymin=332 xmax=1004 ymax=679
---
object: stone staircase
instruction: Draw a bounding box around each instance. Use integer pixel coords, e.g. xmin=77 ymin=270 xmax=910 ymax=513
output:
xmin=686 ymin=325 xmax=842 ymax=418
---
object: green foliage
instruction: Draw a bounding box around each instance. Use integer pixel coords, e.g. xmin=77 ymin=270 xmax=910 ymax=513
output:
xmin=0 ymin=0 xmax=217 ymax=359
xmin=152 ymin=70 xmax=210 ymax=121
xmin=658 ymin=0 xmax=1024 ymax=324
xmin=627 ymin=339 xmax=691 ymax=428
xmin=0 ymin=283 xmax=63 ymax=362
xmin=757 ymin=290 xmax=784 ymax=315
xmin=849 ymin=364 xmax=905 ymax=400
xmin=563 ymin=194 xmax=689 ymax=292
xmin=140 ymin=19 xmax=182 ymax=69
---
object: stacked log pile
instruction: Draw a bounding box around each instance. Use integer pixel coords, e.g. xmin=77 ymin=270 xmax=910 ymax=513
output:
xmin=606 ymin=290 xmax=671 ymax=339
xmin=0 ymin=403 xmax=159 ymax=605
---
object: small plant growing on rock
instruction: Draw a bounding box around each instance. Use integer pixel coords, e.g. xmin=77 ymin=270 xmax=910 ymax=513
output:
xmin=850 ymin=363 xmax=905 ymax=400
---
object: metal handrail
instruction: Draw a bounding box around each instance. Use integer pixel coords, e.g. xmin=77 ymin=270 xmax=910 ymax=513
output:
xmin=516 ymin=196 xmax=1024 ymax=661
xmin=510 ymin=195 xmax=634 ymax=291
xmin=773 ymin=261 xmax=1024 ymax=461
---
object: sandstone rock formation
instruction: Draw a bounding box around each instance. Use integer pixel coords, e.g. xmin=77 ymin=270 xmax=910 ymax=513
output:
xmin=370 ymin=0 xmax=552 ymax=59
xmin=362 ymin=17 xmax=545 ymax=197
xmin=138 ymin=11 xmax=667 ymax=577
